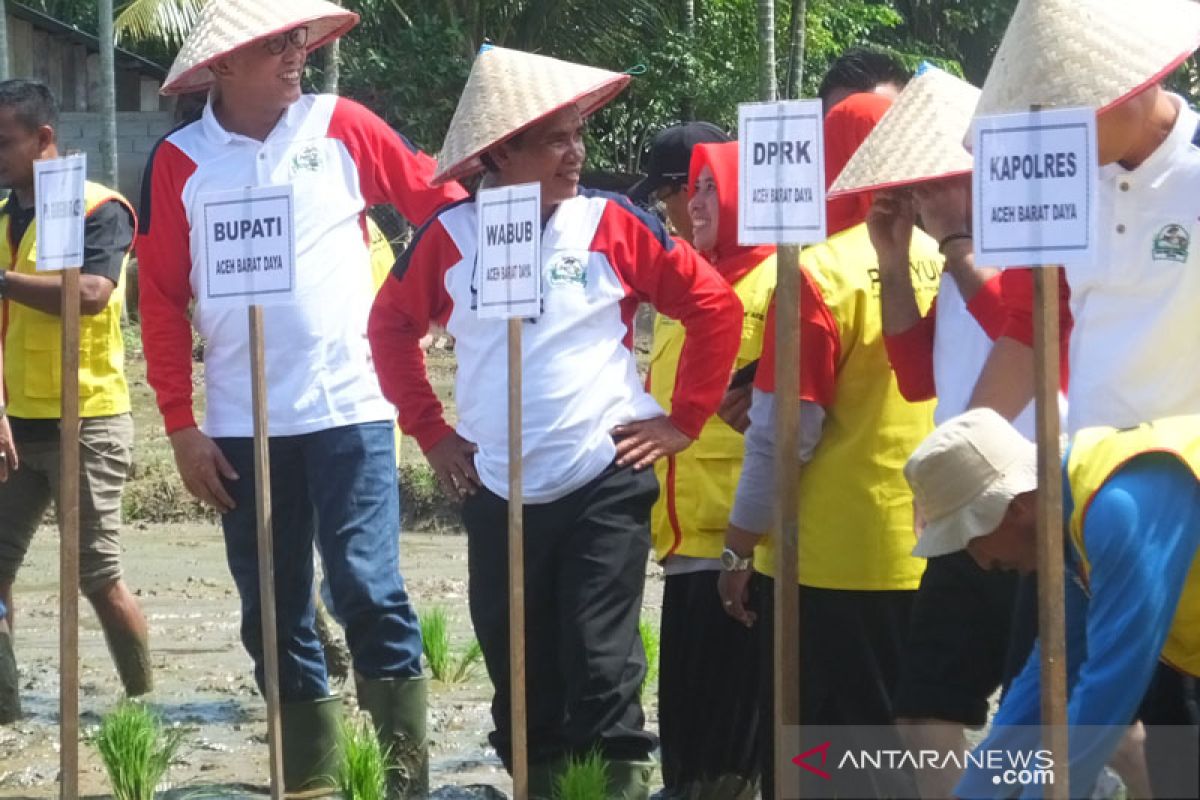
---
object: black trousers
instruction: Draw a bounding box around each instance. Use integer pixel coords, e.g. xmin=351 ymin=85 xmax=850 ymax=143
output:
xmin=755 ymin=578 xmax=917 ymax=799
xmin=658 ymin=569 xmax=763 ymax=790
xmin=462 ymin=463 xmax=659 ymax=770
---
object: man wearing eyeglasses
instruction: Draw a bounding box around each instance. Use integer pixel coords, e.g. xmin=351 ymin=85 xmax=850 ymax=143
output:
xmin=136 ymin=1 xmax=465 ymax=796
xmin=627 ymin=122 xmax=730 ymax=243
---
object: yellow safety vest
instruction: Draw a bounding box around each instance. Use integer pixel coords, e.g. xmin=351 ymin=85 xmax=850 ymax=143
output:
xmin=648 ymin=255 xmax=777 ymax=561
xmin=1067 ymin=416 xmax=1200 ymax=677
xmin=755 ymin=223 xmax=941 ymax=591
xmin=1 ymin=183 xmax=134 ymax=419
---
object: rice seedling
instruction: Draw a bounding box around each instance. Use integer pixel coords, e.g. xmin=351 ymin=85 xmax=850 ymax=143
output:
xmin=420 ymin=606 xmax=483 ymax=683
xmin=337 ymin=715 xmax=389 ymax=800
xmin=90 ymin=701 xmax=183 ymax=800
xmin=639 ymin=617 xmax=660 ymax=698
xmin=555 ymin=749 xmax=608 ymax=800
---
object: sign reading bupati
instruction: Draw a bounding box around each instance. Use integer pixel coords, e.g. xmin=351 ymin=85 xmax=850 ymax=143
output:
xmin=973 ymin=107 xmax=1097 ymax=267
xmin=34 ymin=153 xmax=87 ymax=271
xmin=476 ymin=182 xmax=541 ymax=320
xmin=738 ymin=100 xmax=826 ymax=245
xmin=199 ymin=185 xmax=296 ymax=306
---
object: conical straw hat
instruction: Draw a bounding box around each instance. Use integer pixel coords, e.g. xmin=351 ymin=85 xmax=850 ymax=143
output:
xmin=161 ymin=0 xmax=358 ymax=96
xmin=829 ymin=67 xmax=979 ymax=198
xmin=433 ymin=46 xmax=631 ymax=185
xmin=975 ymin=0 xmax=1200 ymax=117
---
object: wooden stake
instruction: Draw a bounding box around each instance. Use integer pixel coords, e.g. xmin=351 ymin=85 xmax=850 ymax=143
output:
xmin=1032 ymin=267 xmax=1068 ymax=799
xmin=507 ymin=317 xmax=529 ymax=800
xmin=250 ymin=306 xmax=284 ymax=800
xmin=773 ymin=243 xmax=802 ymax=798
xmin=59 ymin=267 xmax=80 ymax=800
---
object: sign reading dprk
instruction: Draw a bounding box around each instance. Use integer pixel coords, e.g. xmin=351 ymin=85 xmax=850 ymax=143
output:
xmin=738 ymin=99 xmax=826 ymax=245
xmin=476 ymin=182 xmax=542 ymax=320
xmin=973 ymin=107 xmax=1097 ymax=267
xmin=199 ymin=185 xmax=296 ymax=307
xmin=34 ymin=153 xmax=87 ymax=271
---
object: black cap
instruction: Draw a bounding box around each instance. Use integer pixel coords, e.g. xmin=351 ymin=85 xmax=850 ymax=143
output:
xmin=627 ymin=121 xmax=731 ymax=202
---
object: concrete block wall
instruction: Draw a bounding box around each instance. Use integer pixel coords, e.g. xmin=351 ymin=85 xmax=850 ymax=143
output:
xmin=57 ymin=111 xmax=175 ymax=212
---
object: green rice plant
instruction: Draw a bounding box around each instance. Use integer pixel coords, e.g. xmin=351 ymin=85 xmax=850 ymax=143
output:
xmin=555 ymin=749 xmax=609 ymax=800
xmin=420 ymin=607 xmax=483 ymax=683
xmin=90 ymin=701 xmax=183 ymax=800
xmin=337 ymin=715 xmax=389 ymax=800
xmin=639 ymin=617 xmax=660 ymax=698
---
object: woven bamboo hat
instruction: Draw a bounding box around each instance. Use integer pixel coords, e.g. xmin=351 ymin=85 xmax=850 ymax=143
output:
xmin=161 ymin=0 xmax=359 ymax=96
xmin=432 ymin=45 xmax=631 ymax=185
xmin=829 ymin=67 xmax=979 ymax=198
xmin=975 ymin=0 xmax=1200 ymax=117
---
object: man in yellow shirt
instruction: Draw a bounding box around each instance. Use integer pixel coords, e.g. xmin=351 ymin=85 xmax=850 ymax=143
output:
xmin=0 ymin=80 xmax=152 ymax=712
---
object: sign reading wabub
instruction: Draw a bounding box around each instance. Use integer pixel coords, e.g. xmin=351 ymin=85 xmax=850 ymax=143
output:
xmin=476 ymin=182 xmax=541 ymax=320
xmin=199 ymin=185 xmax=296 ymax=307
xmin=34 ymin=153 xmax=87 ymax=271
xmin=972 ymin=107 xmax=1097 ymax=267
xmin=738 ymin=99 xmax=827 ymax=246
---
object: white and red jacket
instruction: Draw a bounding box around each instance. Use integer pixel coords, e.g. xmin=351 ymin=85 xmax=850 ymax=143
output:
xmin=369 ymin=188 xmax=743 ymax=503
xmin=137 ymin=94 xmax=466 ymax=437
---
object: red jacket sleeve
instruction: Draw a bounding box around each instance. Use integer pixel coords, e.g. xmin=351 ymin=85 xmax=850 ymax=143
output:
xmin=136 ymin=140 xmax=199 ymax=434
xmin=997 ymin=267 xmax=1073 ymax=390
xmin=965 ymin=273 xmax=1009 ymax=340
xmin=754 ymin=269 xmax=841 ymax=407
xmin=368 ymin=216 xmax=460 ymax=452
xmin=883 ymin=300 xmax=937 ymax=403
xmin=328 ymin=98 xmax=467 ymax=226
xmin=591 ymin=195 xmax=743 ymax=439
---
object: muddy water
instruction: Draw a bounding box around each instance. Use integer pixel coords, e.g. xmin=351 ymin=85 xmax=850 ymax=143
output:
xmin=0 ymin=524 xmax=664 ymax=798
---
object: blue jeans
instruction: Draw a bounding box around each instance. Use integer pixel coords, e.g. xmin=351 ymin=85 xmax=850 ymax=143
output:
xmin=216 ymin=421 xmax=422 ymax=702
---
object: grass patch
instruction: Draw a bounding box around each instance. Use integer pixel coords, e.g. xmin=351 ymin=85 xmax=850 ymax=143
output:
xmin=337 ymin=715 xmax=389 ymax=800
xmin=89 ymin=701 xmax=184 ymax=800
xmin=555 ymin=750 xmax=608 ymax=800
xmin=639 ymin=617 xmax=660 ymax=698
xmin=399 ymin=461 xmax=460 ymax=531
xmin=122 ymin=458 xmax=213 ymax=524
xmin=419 ymin=606 xmax=483 ymax=683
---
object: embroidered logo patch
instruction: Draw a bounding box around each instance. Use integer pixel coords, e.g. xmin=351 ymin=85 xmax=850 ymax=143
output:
xmin=546 ymin=254 xmax=587 ymax=287
xmin=289 ymin=145 xmax=325 ymax=177
xmin=1152 ymin=224 xmax=1190 ymax=263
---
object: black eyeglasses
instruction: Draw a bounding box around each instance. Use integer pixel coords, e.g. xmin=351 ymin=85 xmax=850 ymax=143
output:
xmin=263 ymin=26 xmax=309 ymax=56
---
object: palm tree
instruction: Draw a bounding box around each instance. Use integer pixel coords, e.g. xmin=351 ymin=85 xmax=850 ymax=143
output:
xmin=113 ymin=0 xmax=203 ymax=46
xmin=756 ymin=0 xmax=775 ymax=101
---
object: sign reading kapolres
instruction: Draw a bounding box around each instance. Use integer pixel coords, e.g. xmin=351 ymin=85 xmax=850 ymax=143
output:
xmin=199 ymin=185 xmax=296 ymax=306
xmin=738 ymin=99 xmax=827 ymax=245
xmin=972 ymin=107 xmax=1098 ymax=267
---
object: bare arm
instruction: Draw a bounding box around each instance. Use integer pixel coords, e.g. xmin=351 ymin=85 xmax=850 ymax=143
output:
xmin=867 ymin=191 xmax=922 ymax=336
xmin=4 ymin=271 xmax=115 ymax=316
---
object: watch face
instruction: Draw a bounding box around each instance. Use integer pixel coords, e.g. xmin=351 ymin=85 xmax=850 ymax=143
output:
xmin=720 ymin=549 xmax=737 ymax=570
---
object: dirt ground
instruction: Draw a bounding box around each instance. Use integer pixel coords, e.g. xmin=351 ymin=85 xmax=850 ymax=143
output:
xmin=0 ymin=524 xmax=667 ymax=798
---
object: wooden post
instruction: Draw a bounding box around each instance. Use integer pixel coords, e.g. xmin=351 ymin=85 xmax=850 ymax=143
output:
xmin=59 ymin=267 xmax=80 ymax=800
xmin=1032 ymin=267 xmax=1068 ymax=799
xmin=773 ymin=244 xmax=802 ymax=798
xmin=250 ymin=307 xmax=285 ymax=800
xmin=507 ymin=317 xmax=529 ymax=799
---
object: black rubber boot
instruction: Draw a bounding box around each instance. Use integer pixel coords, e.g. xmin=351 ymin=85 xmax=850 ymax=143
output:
xmin=0 ymin=620 xmax=19 ymax=724
xmin=281 ymin=695 xmax=342 ymax=798
xmin=528 ymin=756 xmax=569 ymax=800
xmin=356 ymin=675 xmax=429 ymax=799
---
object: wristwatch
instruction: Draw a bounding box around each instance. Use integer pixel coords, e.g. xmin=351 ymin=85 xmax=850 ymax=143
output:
xmin=720 ymin=547 xmax=753 ymax=572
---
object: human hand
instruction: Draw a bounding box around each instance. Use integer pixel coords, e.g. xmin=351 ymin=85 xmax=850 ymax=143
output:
xmin=866 ymin=190 xmax=916 ymax=271
xmin=717 ymin=385 xmax=753 ymax=434
xmin=612 ymin=416 xmax=693 ymax=471
xmin=718 ymin=568 xmax=756 ymax=627
xmin=425 ymin=432 xmax=481 ymax=500
xmin=169 ymin=426 xmax=238 ymax=513
xmin=912 ymin=175 xmax=971 ymax=244
xmin=0 ymin=416 xmax=18 ymax=481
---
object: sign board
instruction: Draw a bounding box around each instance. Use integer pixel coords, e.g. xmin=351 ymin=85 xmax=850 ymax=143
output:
xmin=972 ymin=107 xmax=1097 ymax=267
xmin=198 ymin=185 xmax=296 ymax=307
xmin=738 ymin=99 xmax=827 ymax=245
xmin=476 ymin=182 xmax=541 ymax=320
xmin=34 ymin=153 xmax=87 ymax=271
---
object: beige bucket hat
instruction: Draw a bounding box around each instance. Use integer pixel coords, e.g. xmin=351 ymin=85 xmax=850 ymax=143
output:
xmin=432 ymin=45 xmax=631 ymax=186
xmin=161 ymin=0 xmax=359 ymax=96
xmin=828 ymin=67 xmax=979 ymax=198
xmin=975 ymin=0 xmax=1200 ymax=117
xmin=904 ymin=408 xmax=1038 ymax=560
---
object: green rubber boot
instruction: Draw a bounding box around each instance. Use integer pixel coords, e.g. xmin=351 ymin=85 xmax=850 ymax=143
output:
xmin=281 ymin=695 xmax=342 ymax=798
xmin=605 ymin=759 xmax=655 ymax=800
xmin=0 ymin=620 xmax=19 ymax=724
xmin=356 ymin=676 xmax=429 ymax=799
